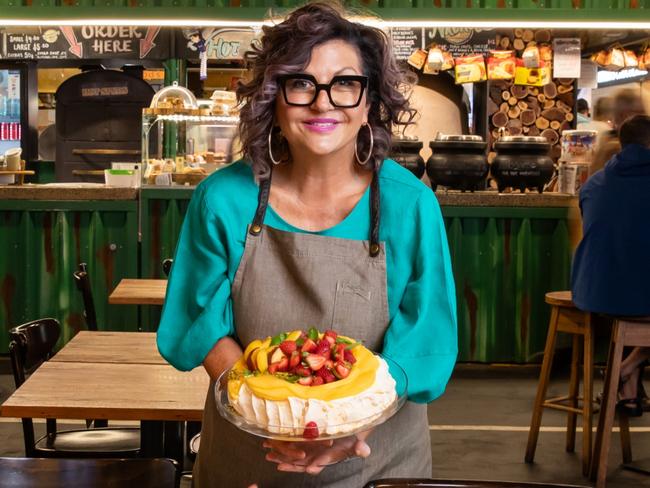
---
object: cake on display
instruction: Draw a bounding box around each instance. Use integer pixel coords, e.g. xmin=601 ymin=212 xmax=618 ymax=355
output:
xmin=226 ymin=328 xmax=398 ymax=439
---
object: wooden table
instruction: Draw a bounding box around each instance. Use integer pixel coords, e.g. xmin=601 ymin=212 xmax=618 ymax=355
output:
xmin=108 ymin=279 xmax=167 ymax=305
xmin=51 ymin=331 xmax=166 ymax=365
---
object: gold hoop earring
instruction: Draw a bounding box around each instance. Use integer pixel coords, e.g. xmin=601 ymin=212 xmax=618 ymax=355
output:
xmin=355 ymin=123 xmax=373 ymax=166
xmin=268 ymin=126 xmax=282 ymax=165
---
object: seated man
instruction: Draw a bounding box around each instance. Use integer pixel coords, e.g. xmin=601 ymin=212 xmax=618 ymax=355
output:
xmin=572 ymin=115 xmax=650 ymax=415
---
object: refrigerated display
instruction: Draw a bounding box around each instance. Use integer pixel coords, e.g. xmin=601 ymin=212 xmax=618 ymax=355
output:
xmin=0 ymin=69 xmax=22 ymax=157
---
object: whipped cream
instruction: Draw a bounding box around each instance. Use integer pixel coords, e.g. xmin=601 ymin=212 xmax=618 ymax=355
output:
xmin=229 ymin=356 xmax=397 ymax=436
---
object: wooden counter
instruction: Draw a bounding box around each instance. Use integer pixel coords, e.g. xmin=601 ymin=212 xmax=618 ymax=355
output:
xmin=0 ymin=184 xmax=138 ymax=200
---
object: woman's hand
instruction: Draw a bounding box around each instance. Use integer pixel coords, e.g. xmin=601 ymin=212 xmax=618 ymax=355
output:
xmin=263 ymin=429 xmax=372 ymax=475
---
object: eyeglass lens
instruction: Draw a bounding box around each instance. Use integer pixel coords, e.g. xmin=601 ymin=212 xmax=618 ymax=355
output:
xmin=283 ymin=77 xmax=364 ymax=108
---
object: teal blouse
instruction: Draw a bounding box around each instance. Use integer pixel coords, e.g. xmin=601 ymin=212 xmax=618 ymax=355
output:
xmin=157 ymin=159 xmax=458 ymax=403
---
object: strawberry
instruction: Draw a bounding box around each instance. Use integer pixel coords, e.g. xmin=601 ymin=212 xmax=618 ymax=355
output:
xmin=324 ymin=329 xmax=338 ymax=340
xmin=316 ymin=367 xmax=336 ymax=383
xmin=314 ymin=339 xmax=331 ymax=357
xmin=289 ymin=351 xmax=301 ymax=368
xmin=311 ymin=376 xmax=324 ymax=386
xmin=301 ymin=338 xmax=317 ymax=354
xmin=323 ymin=330 xmax=337 ymax=345
xmin=268 ymin=362 xmax=280 ymax=374
xmin=294 ymin=366 xmax=311 ymax=377
xmin=277 ymin=357 xmax=289 ymax=372
xmin=324 ymin=359 xmax=334 ymax=369
xmin=298 ymin=376 xmax=313 ymax=386
xmin=335 ymin=362 xmax=350 ymax=379
xmin=279 ymin=340 xmax=297 ymax=355
xmin=334 ymin=343 xmax=346 ymax=361
xmin=343 ymin=349 xmax=356 ymax=364
xmin=305 ymin=354 xmax=326 ymax=371
xmin=303 ymin=421 xmax=319 ymax=439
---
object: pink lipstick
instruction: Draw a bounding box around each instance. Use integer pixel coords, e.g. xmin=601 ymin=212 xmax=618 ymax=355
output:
xmin=303 ymin=118 xmax=339 ymax=133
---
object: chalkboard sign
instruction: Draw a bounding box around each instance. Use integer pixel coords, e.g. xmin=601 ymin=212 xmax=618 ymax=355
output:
xmin=390 ymin=27 xmax=424 ymax=61
xmin=424 ymin=28 xmax=497 ymax=57
xmin=0 ymin=27 xmax=170 ymax=60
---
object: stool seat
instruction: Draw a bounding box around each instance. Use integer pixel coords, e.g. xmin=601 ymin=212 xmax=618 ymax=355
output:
xmin=545 ymin=291 xmax=575 ymax=307
xmin=526 ymin=290 xmax=597 ymax=477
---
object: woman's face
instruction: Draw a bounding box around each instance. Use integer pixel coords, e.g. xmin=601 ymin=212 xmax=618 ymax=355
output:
xmin=275 ymin=39 xmax=370 ymax=163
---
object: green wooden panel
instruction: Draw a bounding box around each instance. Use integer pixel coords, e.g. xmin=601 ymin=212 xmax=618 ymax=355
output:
xmin=0 ymin=201 xmax=139 ymax=353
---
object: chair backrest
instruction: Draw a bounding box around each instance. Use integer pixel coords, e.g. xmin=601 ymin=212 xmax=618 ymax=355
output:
xmin=0 ymin=457 xmax=179 ymax=488
xmin=73 ymin=262 xmax=98 ymax=331
xmin=364 ymin=480 xmax=589 ymax=488
xmin=8 ymin=318 xmax=61 ymax=456
xmin=162 ymin=258 xmax=173 ymax=277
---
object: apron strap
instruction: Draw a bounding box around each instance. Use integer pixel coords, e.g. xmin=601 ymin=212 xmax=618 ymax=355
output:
xmin=250 ymin=167 xmax=381 ymax=258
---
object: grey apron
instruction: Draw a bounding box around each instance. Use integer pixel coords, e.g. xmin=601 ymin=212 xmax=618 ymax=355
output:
xmin=194 ymin=171 xmax=431 ymax=487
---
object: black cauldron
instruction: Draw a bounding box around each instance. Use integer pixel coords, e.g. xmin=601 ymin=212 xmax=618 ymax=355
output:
xmin=390 ymin=138 xmax=425 ymax=179
xmin=426 ymin=135 xmax=488 ymax=192
xmin=491 ymin=136 xmax=554 ymax=193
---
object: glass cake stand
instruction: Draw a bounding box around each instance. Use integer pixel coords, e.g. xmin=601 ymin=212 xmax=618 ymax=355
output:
xmin=214 ymin=355 xmax=407 ymax=444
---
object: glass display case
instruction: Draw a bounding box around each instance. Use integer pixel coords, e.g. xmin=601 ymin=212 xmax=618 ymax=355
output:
xmin=141 ymin=82 xmax=239 ymax=186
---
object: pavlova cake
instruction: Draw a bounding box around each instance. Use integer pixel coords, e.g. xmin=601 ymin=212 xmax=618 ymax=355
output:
xmin=227 ymin=328 xmax=397 ymax=439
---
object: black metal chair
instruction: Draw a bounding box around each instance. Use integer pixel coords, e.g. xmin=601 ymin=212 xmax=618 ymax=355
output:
xmin=0 ymin=457 xmax=179 ymax=488
xmin=162 ymin=258 xmax=173 ymax=277
xmin=364 ymin=480 xmax=590 ymax=488
xmin=8 ymin=318 xmax=141 ymax=458
xmin=73 ymin=262 xmax=98 ymax=331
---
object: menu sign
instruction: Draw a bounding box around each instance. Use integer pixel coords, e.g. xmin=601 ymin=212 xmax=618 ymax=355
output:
xmin=390 ymin=27 xmax=424 ymax=61
xmin=424 ymin=28 xmax=497 ymax=56
xmin=0 ymin=27 xmax=170 ymax=60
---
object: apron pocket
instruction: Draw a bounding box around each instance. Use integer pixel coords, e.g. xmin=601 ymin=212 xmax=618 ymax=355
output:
xmin=331 ymin=280 xmax=373 ymax=332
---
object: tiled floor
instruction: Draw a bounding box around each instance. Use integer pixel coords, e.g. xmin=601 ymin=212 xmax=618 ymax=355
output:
xmin=1 ymin=359 xmax=649 ymax=487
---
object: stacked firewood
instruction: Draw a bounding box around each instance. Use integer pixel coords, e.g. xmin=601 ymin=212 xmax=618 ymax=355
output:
xmin=487 ymin=29 xmax=576 ymax=162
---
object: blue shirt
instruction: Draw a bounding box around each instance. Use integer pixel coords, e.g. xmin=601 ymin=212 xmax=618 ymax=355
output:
xmin=157 ymin=159 xmax=458 ymax=403
xmin=571 ymin=144 xmax=650 ymax=316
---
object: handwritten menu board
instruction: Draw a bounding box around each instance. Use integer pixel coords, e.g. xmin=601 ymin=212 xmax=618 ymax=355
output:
xmin=0 ymin=27 xmax=170 ymax=60
xmin=390 ymin=27 xmax=424 ymax=61
xmin=424 ymin=28 xmax=497 ymax=57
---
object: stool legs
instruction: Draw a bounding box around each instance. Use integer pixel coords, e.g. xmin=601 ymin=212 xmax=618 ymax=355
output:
xmin=591 ymin=322 xmax=625 ymax=488
xmin=525 ymin=306 xmax=560 ymax=464
xmin=582 ymin=315 xmax=594 ymax=477
xmin=566 ymin=334 xmax=580 ymax=454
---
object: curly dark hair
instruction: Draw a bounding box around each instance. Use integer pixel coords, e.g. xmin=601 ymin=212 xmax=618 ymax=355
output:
xmin=236 ymin=1 xmax=417 ymax=178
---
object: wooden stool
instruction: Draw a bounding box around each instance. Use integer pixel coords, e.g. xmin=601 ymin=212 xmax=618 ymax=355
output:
xmin=591 ymin=316 xmax=650 ymax=488
xmin=525 ymin=291 xmax=597 ymax=476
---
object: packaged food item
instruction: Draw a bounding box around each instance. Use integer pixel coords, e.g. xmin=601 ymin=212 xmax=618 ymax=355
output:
xmin=424 ymin=45 xmax=454 ymax=74
xmin=639 ymin=45 xmax=650 ymax=70
xmin=522 ymin=45 xmax=541 ymax=68
xmin=210 ymin=90 xmax=238 ymax=116
xmin=591 ymin=47 xmax=625 ymax=71
xmin=407 ymin=49 xmax=428 ymax=70
xmin=514 ymin=59 xmax=551 ymax=86
xmin=487 ymin=50 xmax=515 ymax=80
xmin=539 ymin=45 xmax=553 ymax=63
xmin=454 ymin=54 xmax=487 ymax=84
xmin=624 ymin=50 xmax=639 ymax=68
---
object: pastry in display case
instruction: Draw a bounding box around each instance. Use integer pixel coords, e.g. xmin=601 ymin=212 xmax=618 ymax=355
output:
xmin=142 ymin=81 xmax=239 ymax=186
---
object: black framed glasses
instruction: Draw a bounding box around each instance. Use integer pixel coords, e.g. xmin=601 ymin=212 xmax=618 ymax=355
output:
xmin=277 ymin=73 xmax=368 ymax=108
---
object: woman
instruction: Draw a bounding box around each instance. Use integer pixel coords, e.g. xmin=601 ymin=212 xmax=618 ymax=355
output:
xmin=157 ymin=3 xmax=458 ymax=486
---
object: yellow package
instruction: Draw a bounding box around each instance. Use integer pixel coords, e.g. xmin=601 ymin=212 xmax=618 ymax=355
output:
xmin=514 ymin=60 xmax=551 ymax=86
xmin=455 ymin=54 xmax=487 ymax=84
xmin=407 ymin=49 xmax=428 ymax=70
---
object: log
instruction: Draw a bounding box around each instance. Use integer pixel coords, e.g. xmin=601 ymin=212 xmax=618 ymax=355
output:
xmin=543 ymin=100 xmax=556 ymax=109
xmin=508 ymin=96 xmax=518 ymax=106
xmin=534 ymin=30 xmax=551 ymax=43
xmin=550 ymin=120 xmax=562 ymax=130
xmin=499 ymin=37 xmax=512 ymax=49
xmin=557 ymin=92 xmax=575 ymax=106
xmin=543 ymin=82 xmax=558 ymax=99
xmin=521 ymin=109 xmax=536 ymax=126
xmin=514 ymin=28 xmax=524 ymax=39
xmin=500 ymin=102 xmax=509 ymax=112
xmin=542 ymin=107 xmax=567 ymax=122
xmin=536 ymin=117 xmax=550 ymax=130
xmin=560 ymin=120 xmax=572 ymax=132
xmin=489 ymin=83 xmax=505 ymax=102
xmin=556 ymin=100 xmax=572 ymax=112
xmin=557 ymin=78 xmax=574 ymax=86
xmin=522 ymin=29 xmax=535 ymax=42
xmin=507 ymin=117 xmax=523 ymax=129
xmin=508 ymin=106 xmax=521 ymax=118
xmin=541 ymin=128 xmax=559 ymax=144
xmin=530 ymin=87 xmax=540 ymax=96
xmin=508 ymin=126 xmax=523 ymax=136
xmin=566 ymin=112 xmax=574 ymax=122
xmin=537 ymin=94 xmax=547 ymax=103
xmin=528 ymin=126 xmax=540 ymax=136
xmin=523 ymin=126 xmax=530 ymax=134
xmin=517 ymin=100 xmax=528 ymax=110
xmin=513 ymin=38 xmax=525 ymax=51
xmin=491 ymin=129 xmax=501 ymax=140
xmin=492 ymin=111 xmax=509 ymax=128
xmin=551 ymin=145 xmax=562 ymax=160
xmin=502 ymin=90 xmax=511 ymax=101
xmin=487 ymin=98 xmax=499 ymax=116
xmin=558 ymin=84 xmax=574 ymax=94
xmin=511 ymin=85 xmax=529 ymax=99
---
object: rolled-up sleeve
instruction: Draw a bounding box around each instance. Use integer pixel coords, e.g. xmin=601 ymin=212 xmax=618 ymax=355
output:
xmin=157 ymin=185 xmax=234 ymax=371
xmin=382 ymin=189 xmax=458 ymax=403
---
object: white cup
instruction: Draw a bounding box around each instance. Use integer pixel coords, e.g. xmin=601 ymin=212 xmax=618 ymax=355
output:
xmin=4 ymin=147 xmax=22 ymax=171
xmin=558 ymin=163 xmax=578 ymax=195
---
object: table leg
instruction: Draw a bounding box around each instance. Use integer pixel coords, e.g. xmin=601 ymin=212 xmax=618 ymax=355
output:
xmin=164 ymin=421 xmax=186 ymax=467
xmin=140 ymin=420 xmax=164 ymax=457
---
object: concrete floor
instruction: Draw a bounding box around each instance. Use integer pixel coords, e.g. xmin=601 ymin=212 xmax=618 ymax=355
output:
xmin=1 ymin=359 xmax=649 ymax=487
